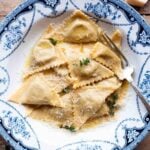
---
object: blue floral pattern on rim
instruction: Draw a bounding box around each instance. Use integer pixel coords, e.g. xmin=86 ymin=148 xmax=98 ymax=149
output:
xmin=0 ymin=0 xmax=149 ymax=149
xmin=140 ymin=71 xmax=150 ymax=103
xmin=64 ymin=143 xmax=102 ymax=150
xmin=0 ymin=66 xmax=10 ymax=96
xmin=0 ymin=99 xmax=40 ymax=150
xmin=138 ymin=31 xmax=150 ymax=46
xmin=37 ymin=0 xmax=68 ymax=17
xmin=123 ymin=114 xmax=150 ymax=148
xmin=3 ymin=18 xmax=26 ymax=51
xmin=44 ymin=0 xmax=60 ymax=8
xmin=57 ymin=140 xmax=120 ymax=150
xmin=85 ymin=1 xmax=121 ymax=20
xmin=0 ymin=5 xmax=35 ymax=62
xmin=126 ymin=128 xmax=140 ymax=143
xmin=137 ymin=55 xmax=150 ymax=120
xmin=2 ymin=110 xmax=30 ymax=139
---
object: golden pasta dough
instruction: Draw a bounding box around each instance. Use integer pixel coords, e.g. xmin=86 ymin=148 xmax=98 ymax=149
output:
xmin=10 ymin=10 xmax=128 ymax=131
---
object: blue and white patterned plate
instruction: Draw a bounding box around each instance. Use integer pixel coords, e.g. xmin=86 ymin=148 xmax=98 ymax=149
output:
xmin=0 ymin=0 xmax=150 ymax=149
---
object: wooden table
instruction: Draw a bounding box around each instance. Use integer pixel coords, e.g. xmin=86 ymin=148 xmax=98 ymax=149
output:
xmin=0 ymin=1 xmax=150 ymax=150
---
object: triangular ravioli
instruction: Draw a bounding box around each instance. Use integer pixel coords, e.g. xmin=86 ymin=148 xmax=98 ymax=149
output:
xmin=9 ymin=10 xmax=127 ymax=132
xmin=72 ymin=76 xmax=122 ymax=130
xmin=24 ymin=39 xmax=66 ymax=78
xmin=68 ymin=58 xmax=114 ymax=88
xmin=27 ymin=93 xmax=74 ymax=127
xmin=10 ymin=73 xmax=63 ymax=107
xmin=93 ymin=80 xmax=128 ymax=119
xmin=53 ymin=10 xmax=101 ymax=43
xmin=91 ymin=42 xmax=123 ymax=78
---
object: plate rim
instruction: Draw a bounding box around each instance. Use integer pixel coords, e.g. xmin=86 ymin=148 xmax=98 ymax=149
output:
xmin=0 ymin=0 xmax=150 ymax=149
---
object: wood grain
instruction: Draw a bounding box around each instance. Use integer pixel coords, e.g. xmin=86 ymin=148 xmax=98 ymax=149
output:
xmin=136 ymin=133 xmax=150 ymax=150
xmin=0 ymin=0 xmax=21 ymax=15
xmin=0 ymin=137 xmax=5 ymax=150
xmin=0 ymin=1 xmax=149 ymax=150
xmin=137 ymin=1 xmax=150 ymax=15
xmin=143 ymin=15 xmax=150 ymax=24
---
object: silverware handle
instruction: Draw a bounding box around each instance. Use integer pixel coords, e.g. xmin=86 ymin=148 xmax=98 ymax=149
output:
xmin=130 ymin=82 xmax=150 ymax=114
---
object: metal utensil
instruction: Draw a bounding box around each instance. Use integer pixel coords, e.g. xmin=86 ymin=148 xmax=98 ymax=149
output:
xmin=101 ymin=32 xmax=150 ymax=113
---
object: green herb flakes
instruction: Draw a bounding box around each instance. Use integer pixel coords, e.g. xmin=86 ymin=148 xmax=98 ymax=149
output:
xmin=49 ymin=38 xmax=57 ymax=45
xmin=64 ymin=125 xmax=76 ymax=132
xmin=112 ymin=93 xmax=118 ymax=101
xmin=80 ymin=58 xmax=90 ymax=66
xmin=62 ymin=87 xmax=70 ymax=93
xmin=106 ymin=93 xmax=118 ymax=116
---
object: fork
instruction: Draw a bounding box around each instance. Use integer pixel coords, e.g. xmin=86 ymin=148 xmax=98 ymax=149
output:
xmin=101 ymin=32 xmax=150 ymax=114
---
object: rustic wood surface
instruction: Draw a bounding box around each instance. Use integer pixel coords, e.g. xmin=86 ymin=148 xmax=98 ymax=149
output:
xmin=0 ymin=0 xmax=150 ymax=150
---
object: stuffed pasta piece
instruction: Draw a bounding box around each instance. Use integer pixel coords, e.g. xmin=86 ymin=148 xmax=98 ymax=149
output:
xmin=91 ymin=42 xmax=123 ymax=79
xmin=51 ymin=10 xmax=102 ymax=43
xmin=10 ymin=71 xmax=72 ymax=107
xmin=24 ymin=39 xmax=66 ymax=78
xmin=68 ymin=58 xmax=114 ymax=88
xmin=70 ymin=76 xmax=122 ymax=130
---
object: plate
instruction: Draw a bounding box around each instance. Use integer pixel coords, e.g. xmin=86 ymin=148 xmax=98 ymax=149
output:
xmin=0 ymin=0 xmax=150 ymax=149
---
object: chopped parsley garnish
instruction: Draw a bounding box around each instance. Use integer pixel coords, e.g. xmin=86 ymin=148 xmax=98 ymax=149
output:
xmin=62 ymin=87 xmax=70 ymax=93
xmin=64 ymin=125 xmax=76 ymax=132
xmin=112 ymin=93 xmax=118 ymax=101
xmin=80 ymin=58 xmax=90 ymax=66
xmin=49 ymin=38 xmax=57 ymax=45
xmin=106 ymin=93 xmax=118 ymax=116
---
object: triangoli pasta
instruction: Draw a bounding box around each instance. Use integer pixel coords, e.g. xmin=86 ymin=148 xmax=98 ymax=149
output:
xmin=10 ymin=10 xmax=128 ymax=132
